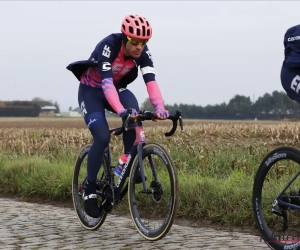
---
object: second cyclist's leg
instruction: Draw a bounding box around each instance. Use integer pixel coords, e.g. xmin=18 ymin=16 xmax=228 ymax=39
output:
xmin=78 ymin=83 xmax=110 ymax=218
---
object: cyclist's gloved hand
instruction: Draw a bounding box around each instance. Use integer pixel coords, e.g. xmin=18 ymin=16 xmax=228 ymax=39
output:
xmin=118 ymin=108 xmax=138 ymax=121
xmin=154 ymin=108 xmax=169 ymax=120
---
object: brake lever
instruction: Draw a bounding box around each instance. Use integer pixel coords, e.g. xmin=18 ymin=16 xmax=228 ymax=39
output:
xmin=179 ymin=115 xmax=184 ymax=133
xmin=124 ymin=114 xmax=130 ymax=131
xmin=123 ymin=108 xmax=132 ymax=131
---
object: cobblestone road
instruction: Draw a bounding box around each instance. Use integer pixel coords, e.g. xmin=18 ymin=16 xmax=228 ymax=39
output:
xmin=0 ymin=198 xmax=269 ymax=249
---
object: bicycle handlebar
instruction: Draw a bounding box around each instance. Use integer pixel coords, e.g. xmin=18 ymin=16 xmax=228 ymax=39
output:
xmin=111 ymin=109 xmax=184 ymax=137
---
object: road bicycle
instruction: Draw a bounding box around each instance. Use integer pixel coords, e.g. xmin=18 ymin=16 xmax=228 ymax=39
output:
xmin=253 ymin=146 xmax=300 ymax=250
xmin=72 ymin=109 xmax=183 ymax=241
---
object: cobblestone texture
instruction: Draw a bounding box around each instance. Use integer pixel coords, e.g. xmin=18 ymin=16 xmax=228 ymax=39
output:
xmin=0 ymin=198 xmax=269 ymax=249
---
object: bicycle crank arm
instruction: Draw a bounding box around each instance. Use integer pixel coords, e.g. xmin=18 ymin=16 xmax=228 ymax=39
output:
xmin=141 ymin=189 xmax=154 ymax=194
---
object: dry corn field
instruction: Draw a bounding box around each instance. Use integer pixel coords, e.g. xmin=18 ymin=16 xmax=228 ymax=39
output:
xmin=1 ymin=117 xmax=300 ymax=155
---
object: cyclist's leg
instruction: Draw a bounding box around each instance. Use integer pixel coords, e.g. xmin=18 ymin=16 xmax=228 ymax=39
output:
xmin=106 ymin=88 xmax=144 ymax=153
xmin=281 ymin=64 xmax=300 ymax=104
xmin=119 ymin=89 xmax=146 ymax=182
xmin=78 ymin=83 xmax=110 ymax=218
xmin=106 ymin=88 xmax=145 ymax=182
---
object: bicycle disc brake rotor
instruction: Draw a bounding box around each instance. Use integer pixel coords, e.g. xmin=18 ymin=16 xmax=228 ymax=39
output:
xmin=150 ymin=181 xmax=163 ymax=203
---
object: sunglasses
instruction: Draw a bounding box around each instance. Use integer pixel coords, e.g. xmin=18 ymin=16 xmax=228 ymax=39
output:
xmin=127 ymin=36 xmax=149 ymax=46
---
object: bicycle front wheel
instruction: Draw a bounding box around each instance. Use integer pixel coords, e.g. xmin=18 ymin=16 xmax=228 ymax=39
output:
xmin=128 ymin=142 xmax=178 ymax=241
xmin=253 ymin=146 xmax=300 ymax=250
xmin=72 ymin=143 xmax=108 ymax=230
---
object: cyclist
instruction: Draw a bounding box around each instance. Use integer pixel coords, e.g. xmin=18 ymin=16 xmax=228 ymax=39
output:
xmin=281 ymin=24 xmax=300 ymax=103
xmin=66 ymin=14 xmax=169 ymax=218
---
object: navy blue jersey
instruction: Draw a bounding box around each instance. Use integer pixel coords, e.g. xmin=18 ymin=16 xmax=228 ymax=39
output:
xmin=283 ymin=25 xmax=300 ymax=68
xmin=67 ymin=33 xmax=155 ymax=88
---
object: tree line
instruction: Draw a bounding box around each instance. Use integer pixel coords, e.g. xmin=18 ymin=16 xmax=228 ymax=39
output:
xmin=141 ymin=90 xmax=300 ymax=120
xmin=2 ymin=91 xmax=299 ymax=120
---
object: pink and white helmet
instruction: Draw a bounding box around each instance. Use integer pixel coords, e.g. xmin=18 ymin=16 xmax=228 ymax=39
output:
xmin=121 ymin=15 xmax=152 ymax=40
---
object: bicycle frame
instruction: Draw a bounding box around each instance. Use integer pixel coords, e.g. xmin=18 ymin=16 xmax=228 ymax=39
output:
xmin=274 ymin=170 xmax=300 ymax=211
xmin=99 ymin=132 xmax=159 ymax=203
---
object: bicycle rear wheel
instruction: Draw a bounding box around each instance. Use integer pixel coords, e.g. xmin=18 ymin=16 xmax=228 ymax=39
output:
xmin=72 ymin=143 xmax=108 ymax=230
xmin=253 ymin=146 xmax=300 ymax=250
xmin=128 ymin=142 xmax=178 ymax=241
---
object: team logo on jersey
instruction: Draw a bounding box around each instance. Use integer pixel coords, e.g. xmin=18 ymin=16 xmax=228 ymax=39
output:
xmin=102 ymin=45 xmax=111 ymax=58
xmin=80 ymin=101 xmax=87 ymax=116
xmin=291 ymin=75 xmax=300 ymax=93
xmin=288 ymin=36 xmax=300 ymax=42
xmin=102 ymin=62 xmax=111 ymax=71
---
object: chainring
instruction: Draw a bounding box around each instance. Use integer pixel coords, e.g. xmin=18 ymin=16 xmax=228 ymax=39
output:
xmin=101 ymin=184 xmax=114 ymax=212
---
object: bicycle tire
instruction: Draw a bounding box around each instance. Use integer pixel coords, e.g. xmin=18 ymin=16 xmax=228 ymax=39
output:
xmin=72 ymin=143 xmax=108 ymax=230
xmin=128 ymin=142 xmax=178 ymax=241
xmin=252 ymin=146 xmax=300 ymax=250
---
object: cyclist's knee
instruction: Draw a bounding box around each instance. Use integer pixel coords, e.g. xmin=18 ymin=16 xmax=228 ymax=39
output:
xmin=118 ymin=89 xmax=140 ymax=111
xmin=92 ymin=128 xmax=110 ymax=146
xmin=84 ymin=112 xmax=109 ymax=141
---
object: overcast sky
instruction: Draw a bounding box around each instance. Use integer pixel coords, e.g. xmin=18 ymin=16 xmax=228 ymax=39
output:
xmin=1 ymin=1 xmax=299 ymax=112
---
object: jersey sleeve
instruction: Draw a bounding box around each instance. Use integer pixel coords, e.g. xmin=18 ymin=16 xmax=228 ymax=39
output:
xmin=138 ymin=46 xmax=165 ymax=111
xmin=89 ymin=36 xmax=125 ymax=114
xmin=139 ymin=45 xmax=156 ymax=83
xmin=90 ymin=39 xmax=116 ymax=80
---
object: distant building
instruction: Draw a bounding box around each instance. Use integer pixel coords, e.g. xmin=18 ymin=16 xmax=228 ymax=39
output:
xmin=40 ymin=106 xmax=57 ymax=117
xmin=61 ymin=106 xmax=117 ymax=118
xmin=61 ymin=111 xmax=82 ymax=117
xmin=61 ymin=107 xmax=82 ymax=117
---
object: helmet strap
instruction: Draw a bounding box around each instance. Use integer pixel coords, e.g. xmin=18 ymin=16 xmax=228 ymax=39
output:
xmin=121 ymin=33 xmax=130 ymax=57
xmin=121 ymin=33 xmax=128 ymax=46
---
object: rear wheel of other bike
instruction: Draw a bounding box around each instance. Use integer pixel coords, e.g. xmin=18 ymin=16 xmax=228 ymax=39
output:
xmin=252 ymin=146 xmax=300 ymax=250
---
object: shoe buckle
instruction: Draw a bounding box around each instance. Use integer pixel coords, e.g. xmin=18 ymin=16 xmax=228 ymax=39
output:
xmin=83 ymin=194 xmax=97 ymax=200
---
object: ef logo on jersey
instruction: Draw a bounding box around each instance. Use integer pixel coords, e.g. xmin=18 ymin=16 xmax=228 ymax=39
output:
xmin=102 ymin=45 xmax=111 ymax=58
xmin=291 ymin=75 xmax=300 ymax=93
xmin=102 ymin=62 xmax=111 ymax=71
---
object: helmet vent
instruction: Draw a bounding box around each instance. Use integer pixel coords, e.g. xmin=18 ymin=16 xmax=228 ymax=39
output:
xmin=129 ymin=26 xmax=134 ymax=34
xmin=135 ymin=20 xmax=139 ymax=26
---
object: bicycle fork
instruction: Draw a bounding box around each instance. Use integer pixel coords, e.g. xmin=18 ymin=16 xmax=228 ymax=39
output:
xmin=137 ymin=143 xmax=160 ymax=195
